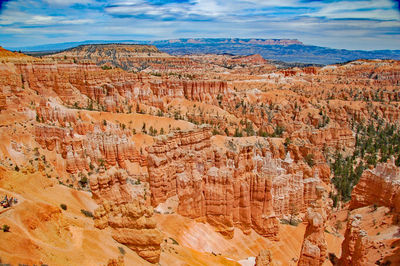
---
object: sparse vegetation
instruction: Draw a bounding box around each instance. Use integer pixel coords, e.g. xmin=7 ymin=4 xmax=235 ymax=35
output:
xmin=81 ymin=209 xmax=94 ymax=218
xmin=118 ymin=246 xmax=126 ymax=255
xmin=169 ymin=237 xmax=179 ymax=245
xmin=331 ymin=121 xmax=400 ymax=202
xmin=2 ymin=224 xmax=10 ymax=232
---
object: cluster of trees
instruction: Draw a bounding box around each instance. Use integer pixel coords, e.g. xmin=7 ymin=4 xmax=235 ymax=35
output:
xmin=331 ymin=120 xmax=400 ymax=205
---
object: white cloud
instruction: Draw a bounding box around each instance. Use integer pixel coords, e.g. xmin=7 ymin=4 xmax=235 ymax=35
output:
xmin=0 ymin=11 xmax=94 ymax=26
xmin=42 ymin=0 xmax=94 ymax=6
xmin=0 ymin=0 xmax=399 ymax=50
xmin=309 ymin=0 xmax=400 ymax=20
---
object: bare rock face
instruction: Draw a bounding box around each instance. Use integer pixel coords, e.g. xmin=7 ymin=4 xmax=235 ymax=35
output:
xmin=339 ymin=159 xmax=400 ymax=266
xmin=298 ymin=186 xmax=328 ymax=266
xmin=350 ymin=158 xmax=400 ymax=212
xmin=107 ymin=256 xmax=125 ymax=266
xmin=150 ymin=79 xmax=228 ymax=102
xmin=147 ymin=128 xmax=323 ymax=239
xmin=34 ymin=120 xmax=145 ymax=174
xmin=255 ymin=249 xmax=273 ymax=266
xmin=90 ymin=167 xmax=163 ymax=263
xmin=293 ymin=127 xmax=355 ymax=151
xmin=36 ymin=100 xmax=77 ymax=126
xmin=339 ymin=214 xmax=369 ymax=266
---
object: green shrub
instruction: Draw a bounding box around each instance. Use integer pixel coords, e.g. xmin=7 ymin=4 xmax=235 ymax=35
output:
xmin=2 ymin=224 xmax=10 ymax=232
xmin=118 ymin=246 xmax=126 ymax=255
xmin=169 ymin=237 xmax=179 ymax=245
xmin=81 ymin=209 xmax=94 ymax=218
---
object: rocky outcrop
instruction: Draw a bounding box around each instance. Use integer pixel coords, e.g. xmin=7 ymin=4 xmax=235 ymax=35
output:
xmin=298 ymin=186 xmax=328 ymax=266
xmin=255 ymin=249 xmax=273 ymax=266
xmin=34 ymin=123 xmax=146 ymax=174
xmin=147 ymin=128 xmax=323 ymax=239
xmin=149 ymin=79 xmax=228 ymax=102
xmin=36 ymin=100 xmax=77 ymax=126
xmin=339 ymin=160 xmax=400 ymax=266
xmin=339 ymin=214 xmax=369 ymax=266
xmin=107 ymin=256 xmax=125 ymax=266
xmin=90 ymin=167 xmax=163 ymax=263
xmin=350 ymin=159 xmax=400 ymax=212
xmin=0 ymin=94 xmax=6 ymax=111
xmin=289 ymin=127 xmax=355 ymax=151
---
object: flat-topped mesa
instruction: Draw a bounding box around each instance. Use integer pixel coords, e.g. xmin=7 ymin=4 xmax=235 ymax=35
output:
xmin=147 ymin=128 xmax=323 ymax=239
xmin=245 ymin=38 xmax=303 ymax=45
xmin=54 ymin=43 xmax=163 ymax=58
xmin=349 ymin=158 xmax=400 ymax=212
xmin=48 ymin=44 xmax=193 ymax=72
xmin=231 ymin=54 xmax=268 ymax=65
xmin=90 ymin=167 xmax=163 ymax=263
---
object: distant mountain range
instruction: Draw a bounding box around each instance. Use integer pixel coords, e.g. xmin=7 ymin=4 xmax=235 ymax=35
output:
xmin=6 ymin=38 xmax=400 ymax=65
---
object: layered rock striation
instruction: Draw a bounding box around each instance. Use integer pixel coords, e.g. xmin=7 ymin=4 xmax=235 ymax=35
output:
xmin=349 ymin=159 xmax=400 ymax=212
xmin=90 ymin=167 xmax=163 ymax=263
xmin=147 ymin=128 xmax=323 ymax=239
xmin=34 ymin=121 xmax=146 ymax=174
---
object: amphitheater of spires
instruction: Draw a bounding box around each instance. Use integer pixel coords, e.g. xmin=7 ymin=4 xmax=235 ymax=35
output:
xmin=0 ymin=44 xmax=399 ymax=265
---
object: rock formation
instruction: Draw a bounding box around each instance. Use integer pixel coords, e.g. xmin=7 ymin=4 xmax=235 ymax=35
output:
xmin=255 ymin=249 xmax=273 ymax=266
xmin=34 ymin=118 xmax=146 ymax=175
xmin=49 ymin=44 xmax=193 ymax=73
xmin=147 ymin=127 xmax=323 ymax=239
xmin=339 ymin=159 xmax=400 ymax=265
xmin=350 ymin=158 xmax=400 ymax=212
xmin=298 ymin=186 xmax=328 ymax=266
xmin=90 ymin=167 xmax=163 ymax=263
xmin=1 ymin=45 xmax=399 ymax=265
xmin=339 ymin=214 xmax=369 ymax=266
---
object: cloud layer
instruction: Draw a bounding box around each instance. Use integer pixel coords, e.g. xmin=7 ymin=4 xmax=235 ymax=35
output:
xmin=0 ymin=0 xmax=399 ymax=50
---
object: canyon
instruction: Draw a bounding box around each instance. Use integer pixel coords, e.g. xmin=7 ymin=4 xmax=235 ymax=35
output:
xmin=0 ymin=44 xmax=399 ymax=265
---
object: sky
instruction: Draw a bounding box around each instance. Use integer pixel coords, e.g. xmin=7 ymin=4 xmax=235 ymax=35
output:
xmin=0 ymin=0 xmax=399 ymax=50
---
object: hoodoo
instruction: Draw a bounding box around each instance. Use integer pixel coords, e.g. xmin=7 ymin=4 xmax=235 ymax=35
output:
xmin=0 ymin=41 xmax=399 ymax=265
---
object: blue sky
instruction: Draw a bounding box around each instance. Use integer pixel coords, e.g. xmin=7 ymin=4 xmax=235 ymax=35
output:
xmin=0 ymin=0 xmax=399 ymax=50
